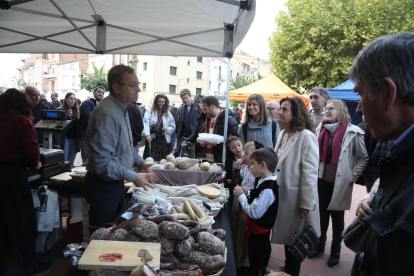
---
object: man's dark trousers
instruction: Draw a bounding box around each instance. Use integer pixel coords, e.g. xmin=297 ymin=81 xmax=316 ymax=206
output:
xmin=84 ymin=172 xmax=125 ymax=230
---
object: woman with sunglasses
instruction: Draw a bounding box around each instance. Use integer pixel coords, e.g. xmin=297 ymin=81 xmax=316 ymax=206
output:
xmin=309 ymin=99 xmax=368 ymax=268
xmin=143 ymin=94 xmax=176 ymax=161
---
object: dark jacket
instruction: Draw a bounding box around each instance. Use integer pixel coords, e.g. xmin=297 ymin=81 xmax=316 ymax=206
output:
xmin=32 ymin=99 xmax=55 ymax=124
xmin=200 ymin=110 xmax=239 ymax=162
xmin=233 ymin=110 xmax=241 ymax=123
xmin=364 ymin=124 xmax=414 ymax=275
xmin=52 ymin=99 xmax=62 ymax=109
xmin=186 ymin=113 xmax=207 ymax=144
xmin=366 ymin=140 xmax=393 ymax=191
xmin=0 ymin=107 xmax=39 ymax=253
xmin=127 ymin=104 xmax=144 ymax=146
xmin=176 ymin=103 xmax=199 ymax=141
xmin=57 ymin=106 xmax=78 ymax=141
xmin=78 ymin=98 xmax=98 ymax=136
xmin=170 ymin=107 xmax=179 ymax=133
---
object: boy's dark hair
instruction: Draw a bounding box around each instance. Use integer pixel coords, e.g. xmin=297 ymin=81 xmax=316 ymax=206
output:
xmin=250 ymin=147 xmax=278 ymax=173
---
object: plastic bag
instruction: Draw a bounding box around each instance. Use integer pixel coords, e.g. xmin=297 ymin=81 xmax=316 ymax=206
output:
xmin=63 ymin=243 xmax=88 ymax=266
xmin=197 ymin=133 xmax=224 ymax=144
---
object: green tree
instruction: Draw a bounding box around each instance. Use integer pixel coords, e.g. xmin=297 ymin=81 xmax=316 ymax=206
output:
xmin=17 ymin=79 xmax=37 ymax=91
xmin=268 ymin=0 xmax=414 ymax=91
xmin=230 ymin=75 xmax=251 ymax=106
xmin=230 ymin=75 xmax=250 ymax=90
xmin=79 ymin=62 xmax=109 ymax=92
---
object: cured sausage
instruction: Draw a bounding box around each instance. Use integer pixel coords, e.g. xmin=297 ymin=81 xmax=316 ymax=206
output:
xmin=179 ymin=221 xmax=201 ymax=236
xmin=149 ymin=215 xmax=178 ymax=225
xmin=213 ymin=229 xmax=226 ymax=241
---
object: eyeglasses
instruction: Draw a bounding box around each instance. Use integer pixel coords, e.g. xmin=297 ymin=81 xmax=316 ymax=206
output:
xmin=118 ymin=82 xmax=141 ymax=89
xmin=324 ymin=106 xmax=336 ymax=112
xmin=267 ymin=107 xmax=278 ymax=111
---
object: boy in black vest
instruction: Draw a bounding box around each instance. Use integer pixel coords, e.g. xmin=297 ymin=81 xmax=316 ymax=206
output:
xmin=233 ymin=147 xmax=279 ymax=276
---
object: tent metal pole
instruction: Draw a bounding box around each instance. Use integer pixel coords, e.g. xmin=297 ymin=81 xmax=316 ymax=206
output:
xmin=107 ymin=38 xmax=223 ymax=56
xmin=222 ymin=57 xmax=232 ymax=162
xmin=49 ymin=0 xmax=97 ymax=51
xmin=214 ymin=0 xmax=239 ymax=6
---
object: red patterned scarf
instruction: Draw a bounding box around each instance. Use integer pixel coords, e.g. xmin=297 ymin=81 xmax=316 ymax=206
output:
xmin=318 ymin=121 xmax=347 ymax=165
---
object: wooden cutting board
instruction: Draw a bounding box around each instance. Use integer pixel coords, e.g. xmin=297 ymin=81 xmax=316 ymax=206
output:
xmin=78 ymin=240 xmax=160 ymax=271
xmin=50 ymin=172 xmax=72 ymax=182
xmin=197 ymin=186 xmax=221 ymax=198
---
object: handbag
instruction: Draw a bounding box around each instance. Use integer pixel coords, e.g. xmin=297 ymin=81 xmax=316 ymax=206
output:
xmin=287 ymin=215 xmax=319 ymax=263
xmin=343 ymin=216 xmax=371 ymax=253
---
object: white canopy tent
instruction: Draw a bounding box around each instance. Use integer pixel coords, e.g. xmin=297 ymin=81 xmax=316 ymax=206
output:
xmin=0 ymin=0 xmax=256 ymax=161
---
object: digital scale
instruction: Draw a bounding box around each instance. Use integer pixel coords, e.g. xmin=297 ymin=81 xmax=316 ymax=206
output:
xmin=32 ymin=110 xmax=73 ymax=180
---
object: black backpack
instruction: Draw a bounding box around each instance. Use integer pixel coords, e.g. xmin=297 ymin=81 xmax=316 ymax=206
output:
xmin=242 ymin=120 xmax=277 ymax=148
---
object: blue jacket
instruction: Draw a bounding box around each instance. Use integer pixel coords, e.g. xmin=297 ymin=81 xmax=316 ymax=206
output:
xmin=78 ymin=98 xmax=98 ymax=136
xmin=365 ymin=123 xmax=414 ymax=276
xmin=176 ymin=103 xmax=199 ymax=141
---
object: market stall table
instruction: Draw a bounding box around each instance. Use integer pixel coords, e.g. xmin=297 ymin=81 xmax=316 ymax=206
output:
xmin=65 ymin=199 xmax=236 ymax=276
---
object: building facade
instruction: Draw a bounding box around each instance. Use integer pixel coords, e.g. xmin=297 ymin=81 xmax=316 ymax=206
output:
xmin=134 ymin=55 xmax=209 ymax=107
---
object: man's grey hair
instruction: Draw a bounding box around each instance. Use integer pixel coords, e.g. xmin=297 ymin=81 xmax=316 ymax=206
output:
xmin=309 ymin=87 xmax=330 ymax=100
xmin=180 ymin=88 xmax=191 ymax=98
xmin=24 ymin=86 xmax=37 ymax=93
xmin=349 ymin=33 xmax=414 ymax=104
xmin=39 ymin=93 xmax=47 ymax=100
xmin=194 ymin=94 xmax=204 ymax=105
xmin=52 ymin=92 xmax=59 ymax=97
xmin=267 ymin=100 xmax=280 ymax=109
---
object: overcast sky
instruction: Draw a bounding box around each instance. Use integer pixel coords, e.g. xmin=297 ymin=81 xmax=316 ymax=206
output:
xmin=0 ymin=0 xmax=286 ymax=85
xmin=238 ymin=0 xmax=287 ymax=60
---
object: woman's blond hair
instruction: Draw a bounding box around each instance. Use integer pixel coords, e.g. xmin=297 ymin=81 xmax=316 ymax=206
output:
xmin=326 ymin=99 xmax=351 ymax=124
xmin=242 ymin=94 xmax=270 ymax=125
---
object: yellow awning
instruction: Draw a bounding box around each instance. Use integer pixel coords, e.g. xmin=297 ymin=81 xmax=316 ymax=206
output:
xmin=229 ymin=73 xmax=310 ymax=107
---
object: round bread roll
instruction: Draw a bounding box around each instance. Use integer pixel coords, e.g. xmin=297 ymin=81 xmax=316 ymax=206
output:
xmin=200 ymin=162 xmax=211 ymax=171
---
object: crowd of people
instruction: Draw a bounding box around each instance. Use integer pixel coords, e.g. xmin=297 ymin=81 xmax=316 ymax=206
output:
xmin=1 ymin=33 xmax=414 ymax=276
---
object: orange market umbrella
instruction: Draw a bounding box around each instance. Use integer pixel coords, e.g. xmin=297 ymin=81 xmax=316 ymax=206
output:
xmin=229 ymin=73 xmax=310 ymax=107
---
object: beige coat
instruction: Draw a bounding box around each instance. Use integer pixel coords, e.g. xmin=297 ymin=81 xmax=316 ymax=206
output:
xmin=315 ymin=124 xmax=368 ymax=211
xmin=271 ymin=129 xmax=321 ymax=245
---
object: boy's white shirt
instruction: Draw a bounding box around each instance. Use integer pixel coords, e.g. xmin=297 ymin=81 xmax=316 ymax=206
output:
xmin=238 ymin=175 xmax=277 ymax=220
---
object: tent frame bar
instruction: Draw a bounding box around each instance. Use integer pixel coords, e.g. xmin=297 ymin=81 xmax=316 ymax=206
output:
xmin=49 ymin=0 xmax=97 ymax=51
xmin=222 ymin=57 xmax=232 ymax=162
xmin=0 ymin=25 xmax=96 ymax=52
xmin=215 ymin=0 xmax=239 ymax=6
xmin=11 ymin=6 xmax=95 ymax=23
xmin=7 ymin=6 xmax=226 ymax=55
